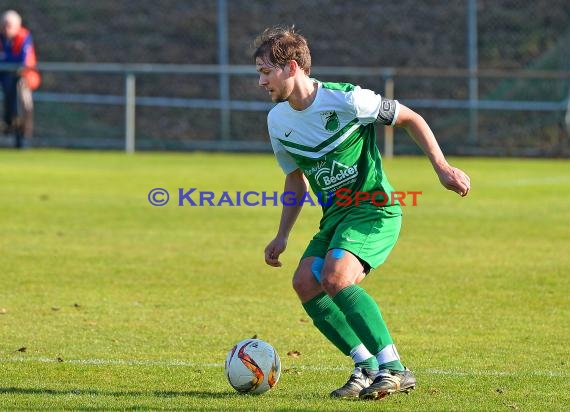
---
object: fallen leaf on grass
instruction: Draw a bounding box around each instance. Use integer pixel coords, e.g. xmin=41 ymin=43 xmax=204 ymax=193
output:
xmin=282 ymin=368 xmax=302 ymax=375
xmin=287 ymin=350 xmax=301 ymax=358
xmin=0 ymin=308 xmax=7 ymax=314
xmin=299 ymin=318 xmax=309 ymax=323
xmin=57 ymin=357 xmax=64 ymax=362
xmin=51 ymin=307 xmax=61 ymax=311
xmin=16 ymin=347 xmax=27 ymax=352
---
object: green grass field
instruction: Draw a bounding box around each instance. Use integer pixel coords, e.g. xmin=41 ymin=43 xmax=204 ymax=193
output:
xmin=0 ymin=150 xmax=568 ymax=411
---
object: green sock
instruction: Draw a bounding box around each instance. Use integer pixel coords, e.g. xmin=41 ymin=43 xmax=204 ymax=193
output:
xmin=355 ymin=356 xmax=379 ymax=371
xmin=333 ymin=285 xmax=404 ymax=371
xmin=379 ymin=360 xmax=403 ymax=371
xmin=302 ymin=292 xmax=362 ymax=356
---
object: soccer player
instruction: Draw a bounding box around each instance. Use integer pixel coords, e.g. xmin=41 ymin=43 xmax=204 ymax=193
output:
xmin=0 ymin=10 xmax=41 ymax=148
xmin=254 ymin=26 xmax=470 ymax=400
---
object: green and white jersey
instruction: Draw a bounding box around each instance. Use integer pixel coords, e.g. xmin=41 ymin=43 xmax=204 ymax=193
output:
xmin=268 ymin=80 xmax=401 ymax=221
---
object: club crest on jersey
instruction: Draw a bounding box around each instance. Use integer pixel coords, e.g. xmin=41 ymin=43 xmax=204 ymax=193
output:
xmin=320 ymin=111 xmax=340 ymax=132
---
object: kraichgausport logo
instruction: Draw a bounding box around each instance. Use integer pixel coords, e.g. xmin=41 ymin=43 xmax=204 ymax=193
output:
xmin=147 ymin=188 xmax=422 ymax=207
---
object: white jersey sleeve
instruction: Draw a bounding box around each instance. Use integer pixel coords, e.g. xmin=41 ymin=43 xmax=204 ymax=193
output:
xmin=351 ymin=86 xmax=400 ymax=126
xmin=269 ymin=135 xmax=298 ymax=175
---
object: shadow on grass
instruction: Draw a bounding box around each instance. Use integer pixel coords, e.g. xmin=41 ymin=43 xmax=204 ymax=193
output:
xmin=0 ymin=387 xmax=235 ymax=399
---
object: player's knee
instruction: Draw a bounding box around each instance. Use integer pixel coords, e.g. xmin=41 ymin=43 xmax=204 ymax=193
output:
xmin=320 ymin=272 xmax=338 ymax=295
xmin=320 ymin=270 xmax=353 ymax=296
xmin=292 ymin=269 xmax=311 ymax=294
xmin=292 ymin=265 xmax=322 ymax=301
xmin=291 ymin=272 xmax=301 ymax=293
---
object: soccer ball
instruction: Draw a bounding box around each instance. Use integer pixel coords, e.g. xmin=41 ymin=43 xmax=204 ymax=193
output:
xmin=225 ymin=338 xmax=281 ymax=394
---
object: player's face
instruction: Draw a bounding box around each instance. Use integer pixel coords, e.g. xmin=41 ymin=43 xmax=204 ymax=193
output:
xmin=256 ymin=57 xmax=293 ymax=103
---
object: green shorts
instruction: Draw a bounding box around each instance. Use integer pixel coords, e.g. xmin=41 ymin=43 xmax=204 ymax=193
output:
xmin=301 ymin=204 xmax=402 ymax=271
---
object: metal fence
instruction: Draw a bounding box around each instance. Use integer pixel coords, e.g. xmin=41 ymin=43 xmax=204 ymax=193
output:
xmin=2 ymin=62 xmax=564 ymax=156
xmin=1 ymin=0 xmax=569 ymax=156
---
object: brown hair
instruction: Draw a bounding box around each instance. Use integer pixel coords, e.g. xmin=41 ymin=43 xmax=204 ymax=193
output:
xmin=253 ymin=26 xmax=311 ymax=74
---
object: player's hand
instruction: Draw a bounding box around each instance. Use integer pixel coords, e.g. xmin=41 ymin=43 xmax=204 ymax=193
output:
xmin=264 ymin=236 xmax=287 ymax=267
xmin=435 ymin=163 xmax=471 ymax=197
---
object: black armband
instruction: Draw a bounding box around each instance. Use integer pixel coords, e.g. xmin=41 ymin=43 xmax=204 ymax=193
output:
xmin=377 ymin=97 xmax=398 ymax=125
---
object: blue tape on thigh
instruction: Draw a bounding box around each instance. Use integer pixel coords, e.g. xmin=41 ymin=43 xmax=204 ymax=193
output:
xmin=311 ymin=257 xmax=324 ymax=283
xmin=331 ymin=248 xmax=346 ymax=259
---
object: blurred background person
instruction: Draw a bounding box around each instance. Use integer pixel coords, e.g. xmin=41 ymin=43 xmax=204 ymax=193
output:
xmin=0 ymin=9 xmax=40 ymax=148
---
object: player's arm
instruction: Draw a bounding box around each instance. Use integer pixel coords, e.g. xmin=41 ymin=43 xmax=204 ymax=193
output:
xmin=264 ymin=168 xmax=308 ymax=267
xmin=393 ymin=103 xmax=471 ymax=197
